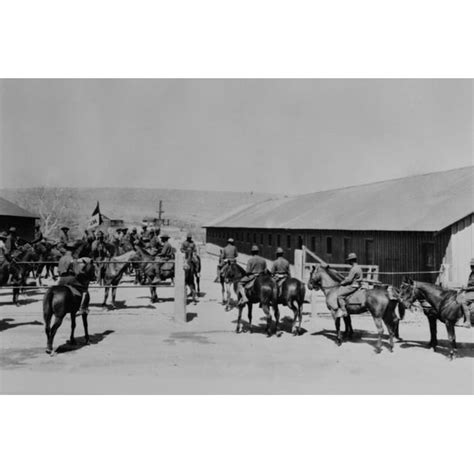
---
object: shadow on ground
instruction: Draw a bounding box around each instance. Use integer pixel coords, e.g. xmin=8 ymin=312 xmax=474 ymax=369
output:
xmin=55 ymin=330 xmax=115 ymax=354
xmin=399 ymin=338 xmax=474 ymax=359
xmin=0 ymin=318 xmax=43 ymax=332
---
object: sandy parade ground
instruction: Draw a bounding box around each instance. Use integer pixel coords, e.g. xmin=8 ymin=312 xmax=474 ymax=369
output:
xmin=1 ymin=252 xmax=473 ymax=395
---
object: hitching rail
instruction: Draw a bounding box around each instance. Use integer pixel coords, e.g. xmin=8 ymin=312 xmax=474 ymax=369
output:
xmin=12 ymin=260 xmax=175 ymax=265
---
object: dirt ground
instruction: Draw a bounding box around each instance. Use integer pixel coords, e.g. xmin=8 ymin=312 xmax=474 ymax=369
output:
xmin=1 ymin=254 xmax=473 ymax=394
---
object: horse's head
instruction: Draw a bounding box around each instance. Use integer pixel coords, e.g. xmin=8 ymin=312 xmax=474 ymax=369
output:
xmin=399 ymin=277 xmax=419 ymax=308
xmin=307 ymin=264 xmax=322 ymax=290
xmin=75 ymin=257 xmax=96 ymax=282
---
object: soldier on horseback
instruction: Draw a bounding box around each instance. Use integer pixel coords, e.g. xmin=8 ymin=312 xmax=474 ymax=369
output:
xmin=58 ymin=226 xmax=70 ymax=253
xmin=181 ymin=232 xmax=197 ymax=260
xmin=271 ymin=247 xmax=291 ymax=294
xmin=4 ymin=227 xmax=18 ymax=257
xmin=237 ymin=244 xmax=267 ymax=304
xmin=215 ymin=237 xmax=238 ymax=282
xmin=336 ymin=252 xmax=363 ymax=318
xmin=57 ymin=242 xmax=90 ymax=316
xmin=0 ymin=231 xmax=8 ymax=276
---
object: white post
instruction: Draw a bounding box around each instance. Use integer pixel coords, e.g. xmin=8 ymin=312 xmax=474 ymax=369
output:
xmin=174 ymin=250 xmax=187 ymax=322
xmin=294 ymin=249 xmax=304 ymax=281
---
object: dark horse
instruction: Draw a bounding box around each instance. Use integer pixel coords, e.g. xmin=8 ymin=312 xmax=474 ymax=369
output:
xmin=101 ymin=250 xmax=137 ymax=307
xmin=276 ymin=277 xmax=306 ymax=335
xmin=236 ymin=271 xmax=280 ymax=337
xmin=399 ymin=278 xmax=468 ymax=359
xmin=42 ymin=258 xmax=96 ymax=354
xmin=184 ymin=253 xmax=200 ymax=304
xmin=308 ymin=264 xmax=404 ymax=353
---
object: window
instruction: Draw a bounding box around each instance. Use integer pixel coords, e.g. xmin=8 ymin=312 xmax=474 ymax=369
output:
xmin=247 ymin=232 xmax=250 ymax=242
xmin=260 ymin=233 xmax=264 ymax=245
xmin=422 ymin=242 xmax=435 ymax=268
xmin=287 ymin=234 xmax=292 ymax=249
xmin=311 ymin=236 xmax=316 ymax=250
xmin=326 ymin=236 xmax=332 ymax=255
xmin=253 ymin=233 xmax=257 ymax=243
xmin=268 ymin=234 xmax=273 ymax=246
xmin=365 ymin=239 xmax=374 ymax=265
xmin=344 ymin=237 xmax=351 ymax=258
xmin=277 ymin=234 xmax=281 ymax=247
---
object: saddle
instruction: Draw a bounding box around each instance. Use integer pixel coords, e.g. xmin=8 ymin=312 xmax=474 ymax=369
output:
xmin=242 ymin=273 xmax=259 ymax=290
xmin=272 ymin=274 xmax=287 ymax=294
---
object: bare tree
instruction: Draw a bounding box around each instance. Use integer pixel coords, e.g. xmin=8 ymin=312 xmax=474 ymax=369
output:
xmin=16 ymin=187 xmax=79 ymax=238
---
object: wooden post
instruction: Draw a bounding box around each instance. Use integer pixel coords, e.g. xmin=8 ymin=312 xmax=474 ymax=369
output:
xmin=294 ymin=249 xmax=304 ymax=281
xmin=174 ymin=250 xmax=187 ymax=322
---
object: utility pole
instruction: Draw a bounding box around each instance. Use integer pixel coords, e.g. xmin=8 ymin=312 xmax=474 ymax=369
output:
xmin=157 ymin=200 xmax=164 ymax=225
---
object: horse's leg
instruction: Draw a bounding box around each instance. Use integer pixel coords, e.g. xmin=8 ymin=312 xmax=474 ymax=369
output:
xmin=13 ymin=288 xmax=20 ymax=306
xmin=221 ymin=282 xmax=225 ymax=305
xmin=343 ymin=316 xmax=354 ymax=339
xmin=247 ymin=302 xmax=253 ymax=333
xmin=236 ymin=304 xmax=243 ymax=333
xmin=274 ymin=303 xmax=281 ymax=337
xmin=103 ymin=286 xmax=109 ymax=306
xmin=290 ymin=299 xmax=299 ymax=335
xmin=446 ymin=321 xmax=457 ymax=360
xmin=82 ymin=313 xmax=90 ymax=344
xmin=69 ymin=312 xmax=77 ymax=345
xmin=428 ymin=313 xmax=438 ymax=351
xmin=262 ymin=303 xmax=273 ymax=337
xmin=373 ymin=316 xmax=384 ymax=354
xmin=334 ymin=314 xmax=342 ymax=346
xmin=48 ymin=315 xmax=64 ymax=354
xmin=111 ymin=286 xmax=118 ymax=307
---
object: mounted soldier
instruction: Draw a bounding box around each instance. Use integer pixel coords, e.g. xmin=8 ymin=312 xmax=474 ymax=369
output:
xmin=237 ymin=244 xmax=267 ymax=304
xmin=4 ymin=227 xmax=18 ymax=257
xmin=215 ymin=237 xmax=238 ymax=282
xmin=271 ymin=247 xmax=291 ymax=291
xmin=150 ymin=230 xmax=163 ymax=254
xmin=57 ymin=242 xmax=90 ymax=317
xmin=459 ymin=258 xmax=474 ymax=328
xmin=336 ymin=252 xmax=363 ymax=318
xmin=181 ymin=232 xmax=197 ymax=260
xmin=0 ymin=231 xmax=8 ymax=275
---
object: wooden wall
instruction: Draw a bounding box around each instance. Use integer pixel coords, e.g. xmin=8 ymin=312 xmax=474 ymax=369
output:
xmin=0 ymin=216 xmax=37 ymax=241
xmin=206 ymin=226 xmax=448 ymax=286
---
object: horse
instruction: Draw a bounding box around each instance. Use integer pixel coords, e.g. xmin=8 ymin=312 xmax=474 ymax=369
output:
xmin=399 ymin=278 xmax=468 ymax=359
xmin=133 ymin=244 xmax=175 ymax=303
xmin=236 ymin=271 xmax=280 ymax=337
xmin=276 ymin=276 xmax=306 ymax=335
xmin=42 ymin=257 xmax=96 ymax=354
xmin=307 ymin=264 xmax=404 ymax=353
xmin=219 ymin=260 xmax=246 ymax=310
xmin=101 ymin=250 xmax=137 ymax=307
xmin=184 ymin=253 xmax=200 ymax=304
xmin=32 ymin=241 xmax=61 ymax=283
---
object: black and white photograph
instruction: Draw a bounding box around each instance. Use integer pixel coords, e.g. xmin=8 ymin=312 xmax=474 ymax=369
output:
xmin=1 ymin=78 xmax=472 ymax=394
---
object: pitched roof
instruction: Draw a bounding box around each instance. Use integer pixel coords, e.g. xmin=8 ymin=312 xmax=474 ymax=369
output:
xmin=205 ymin=167 xmax=474 ymax=232
xmin=0 ymin=196 xmax=39 ymax=219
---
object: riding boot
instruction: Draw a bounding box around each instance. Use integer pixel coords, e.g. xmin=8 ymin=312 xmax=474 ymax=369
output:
xmin=238 ymin=285 xmax=248 ymax=304
xmin=461 ymin=302 xmax=471 ymax=328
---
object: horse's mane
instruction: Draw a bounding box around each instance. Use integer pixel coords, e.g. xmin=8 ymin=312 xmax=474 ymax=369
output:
xmin=111 ymin=250 xmax=136 ymax=262
xmin=324 ymin=265 xmax=345 ymax=283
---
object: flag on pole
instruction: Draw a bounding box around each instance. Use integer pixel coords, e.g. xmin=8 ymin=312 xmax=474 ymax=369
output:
xmin=88 ymin=201 xmax=102 ymax=229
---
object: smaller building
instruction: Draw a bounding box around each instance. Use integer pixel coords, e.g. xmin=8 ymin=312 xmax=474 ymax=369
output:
xmin=0 ymin=196 xmax=39 ymax=240
xmin=100 ymin=214 xmax=124 ymax=230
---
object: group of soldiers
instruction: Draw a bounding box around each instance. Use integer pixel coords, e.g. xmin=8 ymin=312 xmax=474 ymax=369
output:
xmin=217 ymin=237 xmax=474 ymax=325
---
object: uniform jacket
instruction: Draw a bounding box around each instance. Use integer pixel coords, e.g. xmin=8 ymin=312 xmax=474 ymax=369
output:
xmin=31 ymin=230 xmax=44 ymax=244
xmin=271 ymin=257 xmax=291 ymax=276
xmin=246 ymin=256 xmax=267 ymax=274
xmin=159 ymin=242 xmax=175 ymax=260
xmin=181 ymin=240 xmax=197 ymax=258
xmin=220 ymin=244 xmax=238 ymax=262
xmin=341 ymin=264 xmax=363 ymax=287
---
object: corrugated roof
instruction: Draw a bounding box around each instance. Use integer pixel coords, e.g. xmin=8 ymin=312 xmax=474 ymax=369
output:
xmin=0 ymin=196 xmax=39 ymax=219
xmin=205 ymin=167 xmax=474 ymax=232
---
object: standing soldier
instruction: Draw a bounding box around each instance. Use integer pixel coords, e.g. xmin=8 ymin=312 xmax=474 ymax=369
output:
xmin=58 ymin=226 xmax=70 ymax=254
xmin=336 ymin=252 xmax=363 ymax=318
xmin=181 ymin=232 xmax=197 ymax=260
xmin=4 ymin=227 xmax=18 ymax=257
xmin=237 ymin=245 xmax=267 ymax=304
xmin=460 ymin=258 xmax=474 ymax=328
xmin=215 ymin=237 xmax=238 ymax=282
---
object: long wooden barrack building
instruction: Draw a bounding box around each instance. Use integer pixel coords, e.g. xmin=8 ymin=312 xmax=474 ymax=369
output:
xmin=205 ymin=167 xmax=474 ymax=287
xmin=0 ymin=196 xmax=39 ymax=240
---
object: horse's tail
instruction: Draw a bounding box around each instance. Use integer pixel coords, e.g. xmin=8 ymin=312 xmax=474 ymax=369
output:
xmin=43 ymin=288 xmax=54 ymax=328
xmin=396 ymin=300 xmax=406 ymax=320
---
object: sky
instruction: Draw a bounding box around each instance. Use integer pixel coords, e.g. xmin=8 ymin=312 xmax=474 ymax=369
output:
xmin=0 ymin=79 xmax=472 ymax=194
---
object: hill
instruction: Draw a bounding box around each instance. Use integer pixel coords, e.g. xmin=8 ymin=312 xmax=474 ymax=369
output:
xmin=0 ymin=187 xmax=278 ymax=239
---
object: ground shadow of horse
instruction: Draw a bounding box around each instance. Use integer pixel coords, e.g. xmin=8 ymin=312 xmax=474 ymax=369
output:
xmin=311 ymin=328 xmax=394 ymax=352
xmin=399 ymin=339 xmax=474 ymax=359
xmin=0 ymin=318 xmax=43 ymax=332
xmin=89 ymin=301 xmax=156 ymax=310
xmin=55 ymin=330 xmax=115 ymax=354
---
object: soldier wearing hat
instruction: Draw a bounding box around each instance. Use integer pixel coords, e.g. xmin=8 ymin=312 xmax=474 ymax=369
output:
xmin=157 ymin=234 xmax=174 ymax=260
xmin=237 ymin=245 xmax=267 ymax=304
xmin=459 ymin=258 xmax=474 ymax=328
xmin=58 ymin=226 xmax=70 ymax=254
xmin=57 ymin=243 xmax=76 ymax=277
xmin=181 ymin=232 xmax=197 ymax=260
xmin=4 ymin=227 xmax=18 ymax=258
xmin=271 ymin=247 xmax=291 ymax=279
xmin=0 ymin=231 xmax=8 ymax=272
xmin=336 ymin=252 xmax=363 ymax=318
xmin=215 ymin=237 xmax=239 ymax=282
